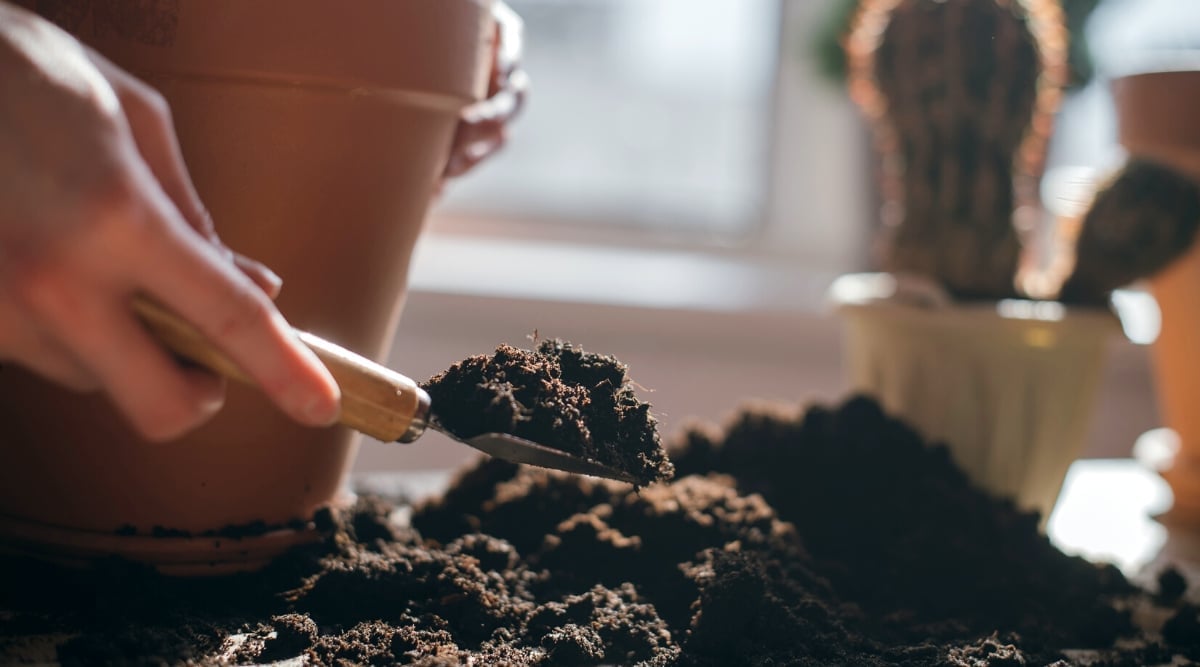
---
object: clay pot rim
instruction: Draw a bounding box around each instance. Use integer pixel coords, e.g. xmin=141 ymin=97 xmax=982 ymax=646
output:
xmin=1112 ymin=67 xmax=1200 ymax=83
xmin=73 ymin=0 xmax=494 ymax=103
xmin=140 ymin=71 xmax=475 ymax=113
xmin=1112 ymin=66 xmax=1200 ymax=179
xmin=1110 ymin=66 xmax=1200 ymax=107
xmin=1107 ymin=52 xmax=1200 ymax=83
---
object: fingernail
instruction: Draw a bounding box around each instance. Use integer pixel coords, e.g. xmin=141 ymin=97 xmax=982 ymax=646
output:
xmin=304 ymin=394 xmax=341 ymax=426
xmin=249 ymin=257 xmax=284 ymax=293
xmin=258 ymin=265 xmax=283 ymax=293
xmin=238 ymin=255 xmax=283 ymax=294
xmin=198 ymin=392 xmax=226 ymax=420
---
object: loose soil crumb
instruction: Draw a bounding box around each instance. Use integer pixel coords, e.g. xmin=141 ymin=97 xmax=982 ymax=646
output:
xmin=1160 ymin=568 xmax=1190 ymax=606
xmin=1 ymin=396 xmax=1198 ymax=666
xmin=421 ymin=339 xmax=674 ymax=485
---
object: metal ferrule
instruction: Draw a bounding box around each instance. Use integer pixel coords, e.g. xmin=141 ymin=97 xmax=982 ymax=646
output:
xmin=397 ymin=386 xmax=432 ymax=443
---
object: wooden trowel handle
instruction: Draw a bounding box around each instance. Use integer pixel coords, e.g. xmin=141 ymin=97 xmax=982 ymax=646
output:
xmin=131 ymin=295 xmax=430 ymax=443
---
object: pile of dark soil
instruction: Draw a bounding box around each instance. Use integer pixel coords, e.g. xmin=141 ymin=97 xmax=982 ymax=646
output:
xmin=1 ymin=397 xmax=1197 ymax=666
xmin=670 ymin=397 xmax=1135 ymax=649
xmin=421 ymin=339 xmax=674 ymax=486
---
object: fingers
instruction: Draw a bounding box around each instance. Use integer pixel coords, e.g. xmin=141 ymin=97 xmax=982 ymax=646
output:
xmin=443 ymin=69 xmax=528 ymax=179
xmin=134 ymin=209 xmax=342 ymax=428
xmin=491 ymin=1 xmax=525 ymax=89
xmin=19 ymin=334 xmax=98 ymax=393
xmin=95 ymin=53 xmax=217 ymax=242
xmin=95 ymin=52 xmax=338 ymax=431
xmin=444 ymin=120 xmax=507 ymax=178
xmin=94 ymin=50 xmax=285 ymax=301
xmin=66 ymin=305 xmax=226 ymax=443
xmin=2 ymin=22 xmax=328 ymax=441
xmin=89 ymin=52 xmax=208 ymax=232
xmin=233 ymin=252 xmax=283 ymax=300
xmin=442 ymin=8 xmax=528 ymax=181
xmin=480 ymin=68 xmax=529 ymax=122
xmin=0 ymin=326 xmax=98 ymax=393
xmin=11 ymin=268 xmax=226 ymax=441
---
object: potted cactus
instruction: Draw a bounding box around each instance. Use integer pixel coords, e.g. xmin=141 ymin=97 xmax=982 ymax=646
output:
xmin=826 ymin=0 xmax=1122 ymax=522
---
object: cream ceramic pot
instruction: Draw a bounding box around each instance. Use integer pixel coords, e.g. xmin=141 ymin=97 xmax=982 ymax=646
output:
xmin=831 ymin=273 xmax=1119 ymax=523
xmin=0 ymin=0 xmax=494 ymax=573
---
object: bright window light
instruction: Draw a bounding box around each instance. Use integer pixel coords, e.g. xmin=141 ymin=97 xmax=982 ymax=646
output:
xmin=439 ymin=0 xmax=780 ymax=236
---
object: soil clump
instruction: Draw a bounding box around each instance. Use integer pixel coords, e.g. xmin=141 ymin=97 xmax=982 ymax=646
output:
xmin=421 ymin=339 xmax=674 ymax=485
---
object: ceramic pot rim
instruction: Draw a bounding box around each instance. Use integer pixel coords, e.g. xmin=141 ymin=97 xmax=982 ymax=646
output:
xmin=829 ymin=272 xmax=1121 ymax=336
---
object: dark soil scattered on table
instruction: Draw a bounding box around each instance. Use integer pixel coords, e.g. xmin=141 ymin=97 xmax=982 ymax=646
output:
xmin=116 ymin=512 xmax=325 ymax=540
xmin=2 ymin=396 xmax=1198 ymax=666
xmin=421 ymin=339 xmax=674 ymax=486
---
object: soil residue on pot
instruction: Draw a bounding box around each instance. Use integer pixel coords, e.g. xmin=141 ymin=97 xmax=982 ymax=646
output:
xmin=1 ymin=397 xmax=1196 ymax=666
xmin=422 ymin=339 xmax=674 ymax=486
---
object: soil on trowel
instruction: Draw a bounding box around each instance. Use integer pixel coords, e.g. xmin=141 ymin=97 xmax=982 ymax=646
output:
xmin=421 ymin=339 xmax=674 ymax=486
xmin=1 ymin=396 xmax=1198 ymax=666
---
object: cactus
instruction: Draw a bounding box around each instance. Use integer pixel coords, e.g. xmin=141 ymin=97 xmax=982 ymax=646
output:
xmin=846 ymin=0 xmax=1068 ymax=300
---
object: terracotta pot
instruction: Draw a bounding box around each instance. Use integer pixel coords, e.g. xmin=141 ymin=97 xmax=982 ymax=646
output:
xmin=1113 ymin=68 xmax=1200 ymax=525
xmin=1118 ymin=69 xmax=1200 ymax=527
xmin=0 ymin=0 xmax=493 ymax=574
xmin=1114 ymin=71 xmax=1200 ymax=183
xmin=831 ymin=273 xmax=1119 ymax=522
xmin=1148 ymin=239 xmax=1200 ymax=527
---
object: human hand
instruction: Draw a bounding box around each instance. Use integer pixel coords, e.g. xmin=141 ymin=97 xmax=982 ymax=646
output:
xmin=0 ymin=2 xmax=342 ymax=441
xmin=441 ymin=1 xmax=529 ymax=181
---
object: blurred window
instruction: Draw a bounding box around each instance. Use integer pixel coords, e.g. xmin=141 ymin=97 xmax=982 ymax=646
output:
xmin=1045 ymin=0 xmax=1200 ymax=193
xmin=438 ymin=0 xmax=781 ymax=237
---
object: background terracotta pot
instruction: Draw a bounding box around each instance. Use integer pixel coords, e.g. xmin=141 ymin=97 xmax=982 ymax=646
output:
xmin=1115 ymin=70 xmax=1200 ymax=528
xmin=0 ymin=0 xmax=494 ymax=573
